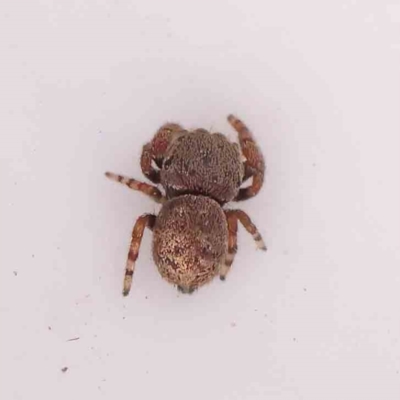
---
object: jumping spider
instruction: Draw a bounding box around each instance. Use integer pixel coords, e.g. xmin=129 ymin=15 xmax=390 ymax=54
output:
xmin=106 ymin=115 xmax=266 ymax=296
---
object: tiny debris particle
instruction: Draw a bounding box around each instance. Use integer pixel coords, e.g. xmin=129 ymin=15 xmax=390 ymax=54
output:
xmin=230 ymin=322 xmax=237 ymax=327
xmin=303 ymin=288 xmax=307 ymax=292
xmin=66 ymin=337 xmax=80 ymax=342
xmin=61 ymin=367 xmax=68 ymax=373
xmin=32 ymin=254 xmax=35 ymax=258
xmin=48 ymin=326 xmax=52 ymax=331
xmin=293 ymin=338 xmax=297 ymax=342
xmin=13 ymin=271 xmax=18 ymax=276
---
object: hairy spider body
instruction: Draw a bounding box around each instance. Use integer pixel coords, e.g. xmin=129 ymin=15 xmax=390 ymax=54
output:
xmin=161 ymin=131 xmax=244 ymax=203
xmin=153 ymin=195 xmax=227 ymax=293
xmin=106 ymin=115 xmax=266 ymax=296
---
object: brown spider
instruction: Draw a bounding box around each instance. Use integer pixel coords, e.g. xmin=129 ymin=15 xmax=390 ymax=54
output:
xmin=106 ymin=115 xmax=266 ymax=296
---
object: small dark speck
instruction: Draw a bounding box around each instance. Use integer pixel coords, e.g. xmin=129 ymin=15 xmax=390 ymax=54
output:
xmin=293 ymin=338 xmax=297 ymax=342
xmin=67 ymin=337 xmax=80 ymax=342
xmin=48 ymin=326 xmax=52 ymax=331
xmin=312 ymin=163 xmax=316 ymax=167
xmin=13 ymin=271 xmax=18 ymax=276
xmin=31 ymin=254 xmax=35 ymax=258
xmin=303 ymin=288 xmax=307 ymax=292
xmin=145 ymin=296 xmax=148 ymax=300
xmin=122 ymin=316 xmax=126 ymax=320
xmin=254 ymin=308 xmax=258 ymax=312
xmin=61 ymin=367 xmax=68 ymax=373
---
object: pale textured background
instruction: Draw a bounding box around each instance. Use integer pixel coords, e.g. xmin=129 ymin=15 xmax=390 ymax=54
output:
xmin=1 ymin=1 xmax=400 ymax=399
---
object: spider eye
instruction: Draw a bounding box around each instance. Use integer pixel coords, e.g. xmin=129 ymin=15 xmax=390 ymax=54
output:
xmin=163 ymin=157 xmax=174 ymax=170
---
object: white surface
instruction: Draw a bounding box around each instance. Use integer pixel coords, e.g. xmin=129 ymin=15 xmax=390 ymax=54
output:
xmin=1 ymin=1 xmax=400 ymax=399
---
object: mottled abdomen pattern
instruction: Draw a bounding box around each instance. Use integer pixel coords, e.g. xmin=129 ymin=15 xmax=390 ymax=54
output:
xmin=152 ymin=195 xmax=228 ymax=293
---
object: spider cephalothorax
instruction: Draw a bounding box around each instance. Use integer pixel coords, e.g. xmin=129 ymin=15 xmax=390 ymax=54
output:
xmin=106 ymin=115 xmax=266 ymax=295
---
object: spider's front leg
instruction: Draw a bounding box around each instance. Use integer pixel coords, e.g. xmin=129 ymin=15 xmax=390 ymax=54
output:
xmin=105 ymin=172 xmax=164 ymax=203
xmin=141 ymin=123 xmax=185 ymax=183
xmin=228 ymin=115 xmax=265 ymax=201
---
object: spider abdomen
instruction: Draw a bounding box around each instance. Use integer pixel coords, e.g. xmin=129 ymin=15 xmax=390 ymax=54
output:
xmin=152 ymin=194 xmax=228 ymax=293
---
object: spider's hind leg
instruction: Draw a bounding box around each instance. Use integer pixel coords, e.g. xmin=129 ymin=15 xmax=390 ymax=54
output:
xmin=219 ymin=209 xmax=267 ymax=281
xmin=122 ymin=214 xmax=156 ymax=296
xmin=219 ymin=211 xmax=238 ymax=280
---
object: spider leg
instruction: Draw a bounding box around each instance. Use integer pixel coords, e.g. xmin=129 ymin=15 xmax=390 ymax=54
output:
xmin=228 ymin=115 xmax=265 ymax=201
xmin=220 ymin=211 xmax=238 ymax=280
xmin=141 ymin=123 xmax=185 ymax=183
xmin=105 ymin=172 xmax=164 ymax=203
xmin=220 ymin=209 xmax=266 ymax=281
xmin=234 ymin=209 xmax=267 ymax=250
xmin=122 ymin=214 xmax=156 ymax=296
